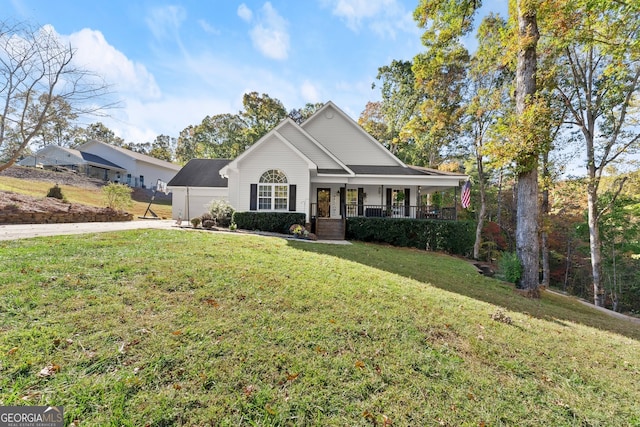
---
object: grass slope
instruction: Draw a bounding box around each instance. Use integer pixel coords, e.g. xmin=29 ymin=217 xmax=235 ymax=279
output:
xmin=0 ymin=175 xmax=172 ymax=219
xmin=0 ymin=230 xmax=638 ymax=426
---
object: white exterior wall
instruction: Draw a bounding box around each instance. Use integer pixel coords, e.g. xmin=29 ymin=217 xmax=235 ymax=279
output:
xmin=236 ymin=135 xmax=310 ymax=218
xmin=303 ymin=106 xmax=399 ymax=166
xmin=225 ymin=168 xmax=241 ymax=211
xmin=170 ymin=187 xmax=228 ymax=220
xmin=134 ymin=162 xmax=179 ymax=190
xmin=277 ymin=123 xmax=343 ymax=170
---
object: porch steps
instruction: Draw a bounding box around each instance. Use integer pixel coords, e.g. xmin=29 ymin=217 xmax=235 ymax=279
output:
xmin=315 ymin=218 xmax=346 ymax=240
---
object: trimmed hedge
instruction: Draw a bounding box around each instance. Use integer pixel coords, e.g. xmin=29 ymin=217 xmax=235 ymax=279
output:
xmin=346 ymin=217 xmax=476 ymax=255
xmin=233 ymin=212 xmax=306 ymax=234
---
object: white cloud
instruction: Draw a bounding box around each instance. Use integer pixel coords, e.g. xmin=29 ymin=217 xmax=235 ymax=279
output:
xmin=321 ymin=0 xmax=413 ymax=37
xmin=245 ymin=2 xmax=290 ymax=60
xmin=198 ymin=19 xmax=220 ymax=35
xmin=65 ymin=28 xmax=161 ymax=101
xmin=105 ymin=95 xmax=232 ymax=143
xmin=145 ymin=5 xmax=187 ymax=40
xmin=237 ymin=4 xmax=253 ymax=22
xmin=300 ymin=81 xmax=321 ymax=103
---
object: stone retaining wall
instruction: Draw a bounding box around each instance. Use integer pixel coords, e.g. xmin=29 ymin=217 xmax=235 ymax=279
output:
xmin=0 ymin=210 xmax=132 ymax=224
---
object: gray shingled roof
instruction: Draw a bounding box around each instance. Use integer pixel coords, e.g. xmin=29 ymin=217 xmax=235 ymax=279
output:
xmin=167 ymin=159 xmax=230 ymax=187
xmin=80 ymin=152 xmax=125 ymax=169
xmin=347 ymin=165 xmax=464 ymax=176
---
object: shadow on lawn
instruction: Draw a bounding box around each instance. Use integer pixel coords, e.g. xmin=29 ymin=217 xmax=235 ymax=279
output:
xmin=288 ymin=239 xmax=640 ymax=341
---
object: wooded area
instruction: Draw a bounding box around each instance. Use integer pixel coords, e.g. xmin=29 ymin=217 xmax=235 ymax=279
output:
xmin=358 ymin=0 xmax=640 ymax=313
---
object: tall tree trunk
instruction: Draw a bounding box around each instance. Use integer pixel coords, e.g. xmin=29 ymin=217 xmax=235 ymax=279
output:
xmin=473 ymin=152 xmax=487 ymax=260
xmin=541 ymin=153 xmax=550 ymax=288
xmin=587 ymin=184 xmax=604 ymax=306
xmin=517 ymin=168 xmax=539 ymax=290
xmin=563 ymin=237 xmax=571 ymax=292
xmin=541 ymin=226 xmax=549 ymax=287
xmin=515 ymin=1 xmax=540 ymax=292
xmin=496 ymin=168 xmax=503 ymax=227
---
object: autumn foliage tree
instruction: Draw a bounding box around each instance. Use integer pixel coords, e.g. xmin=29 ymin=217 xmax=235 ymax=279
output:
xmin=541 ymin=0 xmax=640 ymax=306
xmin=412 ymin=0 xmax=544 ymax=292
xmin=175 ymin=93 xmax=321 ymax=164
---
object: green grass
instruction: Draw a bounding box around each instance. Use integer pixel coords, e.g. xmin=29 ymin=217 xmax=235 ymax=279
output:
xmin=1 ymin=230 xmax=639 ymax=426
xmin=0 ymin=176 xmax=172 ymax=219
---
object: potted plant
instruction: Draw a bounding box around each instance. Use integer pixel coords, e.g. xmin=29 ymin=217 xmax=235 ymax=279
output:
xmin=289 ymin=224 xmax=308 ymax=239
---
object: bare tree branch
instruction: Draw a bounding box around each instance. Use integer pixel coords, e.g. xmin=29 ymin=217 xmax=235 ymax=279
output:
xmin=0 ymin=21 xmax=117 ymax=171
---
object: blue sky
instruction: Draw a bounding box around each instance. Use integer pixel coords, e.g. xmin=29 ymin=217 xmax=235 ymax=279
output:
xmin=5 ymin=0 xmax=508 ymax=145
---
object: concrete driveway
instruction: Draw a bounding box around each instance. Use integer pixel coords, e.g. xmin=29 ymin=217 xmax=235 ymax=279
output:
xmin=0 ymin=220 xmax=176 ymax=241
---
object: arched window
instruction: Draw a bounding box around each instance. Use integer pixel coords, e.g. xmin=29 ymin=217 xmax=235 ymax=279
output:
xmin=258 ymin=169 xmax=288 ymax=210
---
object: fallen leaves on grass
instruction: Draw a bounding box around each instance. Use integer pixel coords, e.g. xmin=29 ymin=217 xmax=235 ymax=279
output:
xmin=243 ymin=384 xmax=257 ymax=397
xmin=490 ymin=309 xmax=513 ymax=325
xmin=38 ymin=363 xmax=60 ymax=377
xmin=118 ymin=339 xmax=141 ymax=354
xmin=363 ymin=411 xmax=393 ymax=426
xmin=21 ymin=391 xmax=42 ymax=401
xmin=203 ymin=298 xmax=220 ymax=308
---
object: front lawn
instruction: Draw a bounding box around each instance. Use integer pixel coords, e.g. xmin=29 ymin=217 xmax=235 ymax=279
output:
xmin=0 ymin=230 xmax=638 ymax=426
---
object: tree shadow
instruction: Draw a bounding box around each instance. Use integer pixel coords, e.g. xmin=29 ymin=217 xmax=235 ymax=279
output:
xmin=288 ymin=240 xmax=640 ymax=341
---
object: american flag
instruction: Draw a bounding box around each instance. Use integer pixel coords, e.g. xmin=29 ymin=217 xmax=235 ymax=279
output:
xmin=461 ymin=180 xmax=471 ymax=209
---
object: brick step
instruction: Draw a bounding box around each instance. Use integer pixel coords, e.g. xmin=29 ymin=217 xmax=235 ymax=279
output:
xmin=316 ymin=219 xmax=345 ymax=240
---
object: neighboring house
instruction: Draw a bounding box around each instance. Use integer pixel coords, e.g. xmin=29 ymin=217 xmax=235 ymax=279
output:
xmin=171 ymin=101 xmax=468 ymax=239
xmin=18 ymin=145 xmax=127 ymax=179
xmin=79 ymin=140 xmax=181 ymax=188
xmin=18 ymin=140 xmax=181 ymax=188
xmin=167 ymin=158 xmax=230 ymax=221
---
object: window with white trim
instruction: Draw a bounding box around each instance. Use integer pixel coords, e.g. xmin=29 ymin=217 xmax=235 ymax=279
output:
xmin=258 ymin=169 xmax=288 ymax=210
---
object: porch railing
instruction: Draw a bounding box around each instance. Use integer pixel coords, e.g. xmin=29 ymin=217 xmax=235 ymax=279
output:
xmin=310 ymin=204 xmax=457 ymax=221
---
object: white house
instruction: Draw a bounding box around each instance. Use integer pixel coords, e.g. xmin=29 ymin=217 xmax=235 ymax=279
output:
xmin=79 ymin=140 xmax=181 ymax=188
xmin=18 ymin=144 xmax=127 ymax=179
xmin=171 ymin=101 xmax=468 ymax=239
xmin=19 ymin=140 xmax=181 ymax=189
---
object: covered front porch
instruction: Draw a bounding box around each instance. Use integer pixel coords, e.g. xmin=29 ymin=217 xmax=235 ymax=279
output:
xmin=308 ymin=179 xmax=464 ymax=240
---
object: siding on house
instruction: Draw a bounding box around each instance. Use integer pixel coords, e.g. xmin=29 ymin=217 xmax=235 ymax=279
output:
xmin=80 ymin=140 xmax=180 ymax=188
xmin=234 ymin=134 xmax=310 ymax=214
xmin=276 ymin=121 xmax=345 ymax=171
xmin=171 ymin=187 xmax=227 ymax=220
xmin=302 ymin=104 xmax=401 ymax=167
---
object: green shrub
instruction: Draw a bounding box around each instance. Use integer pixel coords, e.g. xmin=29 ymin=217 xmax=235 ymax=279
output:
xmin=46 ymin=184 xmax=64 ymax=200
xmin=208 ymin=200 xmax=235 ymax=228
xmin=190 ymin=217 xmax=201 ymax=228
xmin=346 ymin=217 xmax=475 ymax=256
xmin=102 ymin=183 xmax=133 ymax=211
xmin=233 ymin=212 xmax=306 ymax=234
xmin=498 ymin=252 xmax=522 ymax=285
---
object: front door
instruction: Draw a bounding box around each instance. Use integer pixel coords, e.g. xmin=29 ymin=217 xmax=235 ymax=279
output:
xmin=317 ymin=188 xmax=331 ymax=218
